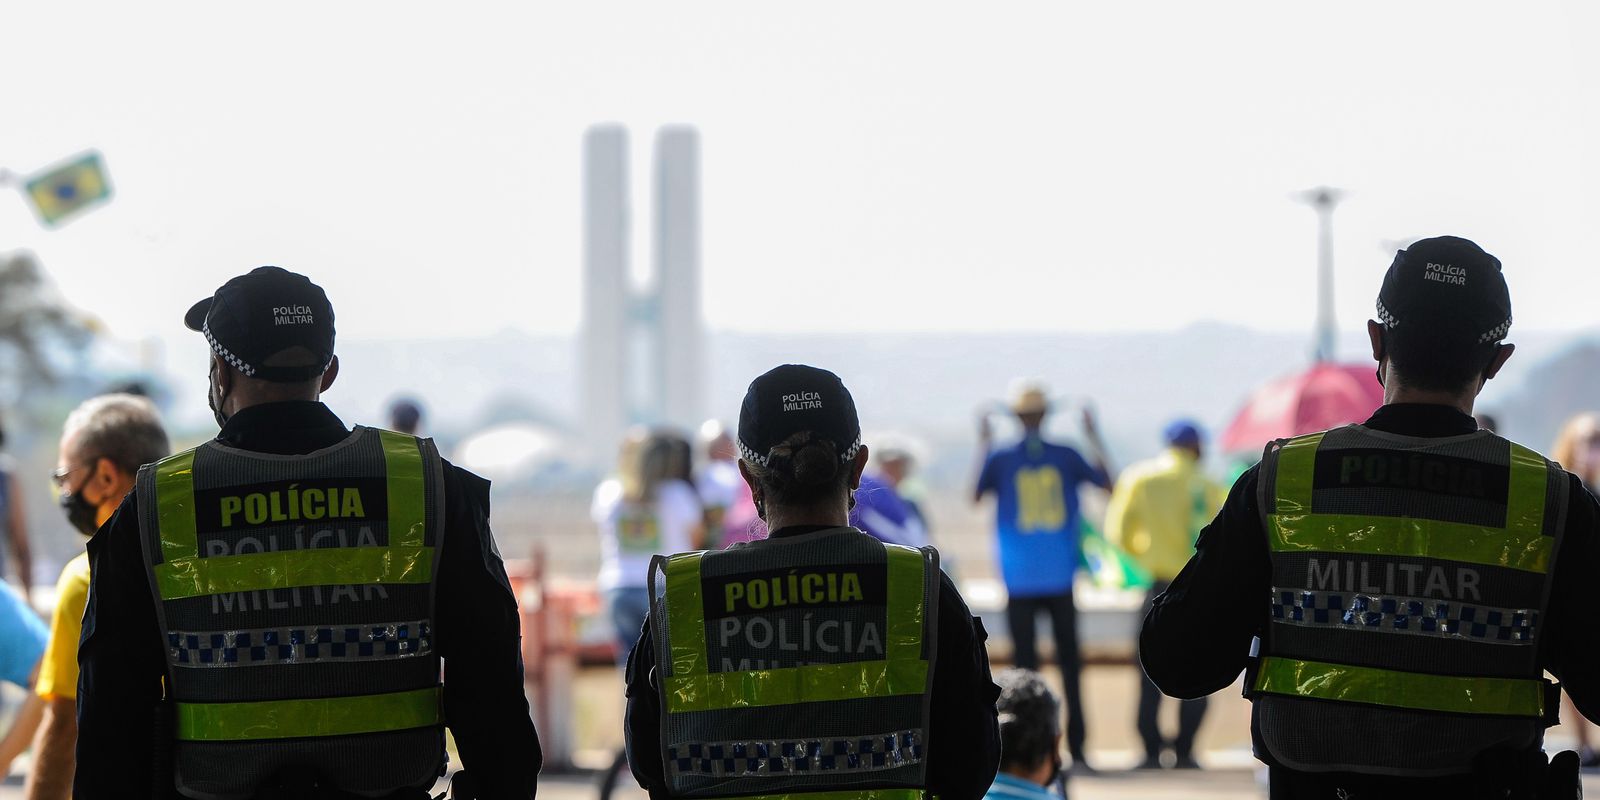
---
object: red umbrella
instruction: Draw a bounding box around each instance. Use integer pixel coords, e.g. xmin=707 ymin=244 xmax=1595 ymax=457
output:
xmin=1219 ymin=362 xmax=1385 ymax=454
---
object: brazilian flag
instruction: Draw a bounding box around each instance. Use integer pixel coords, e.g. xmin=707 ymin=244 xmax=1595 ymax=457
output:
xmin=25 ymin=151 xmax=111 ymax=226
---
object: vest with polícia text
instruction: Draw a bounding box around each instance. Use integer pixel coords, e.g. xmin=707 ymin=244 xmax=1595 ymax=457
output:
xmin=1251 ymin=425 xmax=1566 ymax=777
xmin=135 ymin=426 xmax=447 ymax=800
xmin=649 ymin=527 xmax=940 ymax=800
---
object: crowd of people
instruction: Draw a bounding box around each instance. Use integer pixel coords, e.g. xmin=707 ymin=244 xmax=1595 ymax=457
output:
xmin=0 ymin=236 xmax=1594 ymax=800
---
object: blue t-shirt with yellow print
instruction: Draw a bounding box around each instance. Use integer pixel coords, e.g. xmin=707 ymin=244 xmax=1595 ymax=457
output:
xmin=977 ymin=436 xmax=1106 ymax=597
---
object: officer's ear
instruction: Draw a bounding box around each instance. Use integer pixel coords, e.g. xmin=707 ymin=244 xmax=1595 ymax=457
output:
xmin=1483 ymin=342 xmax=1514 ymax=382
xmin=318 ymin=355 xmax=340 ymax=394
xmin=737 ymin=458 xmax=760 ymax=495
xmin=1367 ymin=320 xmax=1386 ymax=364
xmin=848 ymin=444 xmax=870 ymax=491
xmin=212 ymin=354 xmax=236 ymax=394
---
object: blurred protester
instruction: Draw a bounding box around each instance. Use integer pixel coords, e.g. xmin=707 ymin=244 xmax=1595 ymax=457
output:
xmin=0 ymin=416 xmax=34 ymax=598
xmin=29 ymin=393 xmax=168 ymax=800
xmin=627 ymin=365 xmax=1001 ymax=800
xmin=1551 ymin=412 xmax=1600 ymax=768
xmin=985 ymin=669 xmax=1066 ymax=800
xmin=973 ymin=381 xmax=1112 ymax=772
xmin=388 ymin=396 xmax=424 ymax=435
xmin=1475 ymin=412 xmax=1499 ymax=434
xmin=0 ymin=580 xmax=48 ymax=776
xmin=1142 ymin=237 xmax=1596 ymax=796
xmin=595 ymin=429 xmax=705 ymax=662
xmin=75 ymin=267 xmax=541 ymax=799
xmin=1105 ymin=419 xmax=1223 ymax=769
xmin=875 ymin=440 xmax=929 ymax=537
xmin=696 ymin=420 xmax=741 ymax=544
xmin=717 ymin=477 xmax=764 ymax=546
xmin=594 ymin=428 xmax=704 ymax=798
xmin=851 ymin=469 xmax=928 ymax=547
xmin=662 ymin=429 xmax=697 ymax=492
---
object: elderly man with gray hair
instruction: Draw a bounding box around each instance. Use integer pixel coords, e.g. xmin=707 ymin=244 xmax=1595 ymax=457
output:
xmin=28 ymin=393 xmax=169 ymax=800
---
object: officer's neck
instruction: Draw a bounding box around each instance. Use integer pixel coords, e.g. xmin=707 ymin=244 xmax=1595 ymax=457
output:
xmin=763 ymin=501 xmax=849 ymax=533
xmin=1382 ymin=378 xmax=1479 ymax=417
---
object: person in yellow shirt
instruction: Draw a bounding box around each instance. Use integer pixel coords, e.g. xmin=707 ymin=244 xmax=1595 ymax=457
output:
xmin=28 ymin=394 xmax=167 ymax=800
xmin=1104 ymin=419 xmax=1223 ymax=770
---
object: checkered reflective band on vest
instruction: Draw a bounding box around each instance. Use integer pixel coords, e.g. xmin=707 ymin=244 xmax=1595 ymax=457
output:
xmin=136 ymin=427 xmax=447 ymax=800
xmin=649 ymin=527 xmax=939 ymax=800
xmin=1251 ymin=425 xmax=1567 ymax=777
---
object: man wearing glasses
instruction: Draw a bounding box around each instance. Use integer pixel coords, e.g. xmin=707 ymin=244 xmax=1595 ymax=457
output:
xmin=28 ymin=393 xmax=168 ymax=800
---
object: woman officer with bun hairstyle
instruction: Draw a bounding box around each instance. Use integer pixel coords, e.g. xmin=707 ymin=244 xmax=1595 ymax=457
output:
xmin=624 ymin=364 xmax=1001 ymax=800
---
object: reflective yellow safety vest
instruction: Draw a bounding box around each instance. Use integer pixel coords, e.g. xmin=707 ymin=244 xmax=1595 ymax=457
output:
xmin=1251 ymin=425 xmax=1566 ymax=777
xmin=649 ymin=526 xmax=940 ymax=800
xmin=135 ymin=427 xmax=447 ymax=799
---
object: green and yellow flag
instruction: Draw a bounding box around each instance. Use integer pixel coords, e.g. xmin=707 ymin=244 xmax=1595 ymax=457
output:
xmin=25 ymin=151 xmax=111 ymax=226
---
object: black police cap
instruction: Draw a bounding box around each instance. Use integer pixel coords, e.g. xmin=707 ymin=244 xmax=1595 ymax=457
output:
xmin=185 ymin=266 xmax=336 ymax=382
xmin=1376 ymin=236 xmax=1512 ymax=345
xmin=737 ymin=365 xmax=862 ymax=468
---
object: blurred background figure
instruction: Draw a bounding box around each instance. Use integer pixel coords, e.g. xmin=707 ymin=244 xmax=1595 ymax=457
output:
xmin=31 ymin=393 xmax=168 ymax=800
xmin=1105 ymin=419 xmax=1223 ymax=770
xmin=0 ymin=415 xmax=34 ymax=599
xmin=874 ymin=438 xmax=929 ymax=539
xmin=850 ymin=443 xmax=929 ymax=547
xmin=1474 ymin=412 xmax=1499 ymax=434
xmin=387 ymin=396 xmax=424 ymax=435
xmin=593 ymin=429 xmax=705 ymax=660
xmin=695 ymin=420 xmax=740 ymax=545
xmin=0 ymin=579 xmax=48 ymax=777
xmin=708 ymin=419 xmax=765 ymax=547
xmin=592 ymin=428 xmax=705 ymax=795
xmin=1550 ymin=412 xmax=1600 ymax=768
xmin=974 ymin=380 xmax=1113 ymax=772
xmin=985 ymin=668 xmax=1066 ymax=800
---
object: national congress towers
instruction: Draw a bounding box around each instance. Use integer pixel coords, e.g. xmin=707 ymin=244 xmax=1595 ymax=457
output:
xmin=581 ymin=125 xmax=704 ymax=463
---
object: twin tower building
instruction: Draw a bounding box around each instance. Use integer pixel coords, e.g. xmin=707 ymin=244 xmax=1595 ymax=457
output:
xmin=581 ymin=124 xmax=705 ymax=464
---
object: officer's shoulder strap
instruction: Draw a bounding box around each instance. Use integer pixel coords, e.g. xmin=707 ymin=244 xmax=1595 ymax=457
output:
xmin=1256 ymin=429 xmax=1330 ymax=519
xmin=139 ymin=444 xmax=202 ymax=485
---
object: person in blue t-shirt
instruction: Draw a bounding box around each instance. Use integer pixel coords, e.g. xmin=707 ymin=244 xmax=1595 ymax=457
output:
xmin=974 ymin=382 xmax=1112 ymax=772
xmin=0 ymin=578 xmax=48 ymax=774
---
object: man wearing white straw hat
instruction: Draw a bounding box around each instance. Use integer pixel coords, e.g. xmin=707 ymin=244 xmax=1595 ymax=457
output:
xmin=974 ymin=380 xmax=1113 ymax=773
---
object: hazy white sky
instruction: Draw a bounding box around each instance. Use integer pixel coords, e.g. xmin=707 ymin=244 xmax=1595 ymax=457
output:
xmin=4 ymin=1 xmax=1598 ymax=358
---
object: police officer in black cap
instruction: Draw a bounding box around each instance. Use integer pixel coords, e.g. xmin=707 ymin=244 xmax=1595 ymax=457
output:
xmin=625 ymin=365 xmax=1001 ymax=800
xmin=1141 ymin=237 xmax=1598 ymax=797
xmin=75 ymin=267 xmax=541 ymax=799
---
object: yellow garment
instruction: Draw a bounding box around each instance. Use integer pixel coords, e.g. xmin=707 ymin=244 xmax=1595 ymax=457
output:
xmin=37 ymin=552 xmax=90 ymax=700
xmin=1104 ymin=448 xmax=1225 ymax=582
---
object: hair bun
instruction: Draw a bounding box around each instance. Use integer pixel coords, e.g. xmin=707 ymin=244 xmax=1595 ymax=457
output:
xmin=788 ymin=439 xmax=840 ymax=488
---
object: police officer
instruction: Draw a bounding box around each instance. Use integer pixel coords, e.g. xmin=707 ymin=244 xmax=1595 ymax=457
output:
xmin=75 ymin=267 xmax=541 ymax=799
xmin=1140 ymin=237 xmax=1597 ymax=798
xmin=624 ymin=364 xmax=1001 ymax=800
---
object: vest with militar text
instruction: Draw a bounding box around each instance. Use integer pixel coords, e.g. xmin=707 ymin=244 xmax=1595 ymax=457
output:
xmin=1251 ymin=424 xmax=1568 ymax=777
xmin=135 ymin=426 xmax=448 ymax=800
xmin=649 ymin=526 xmax=940 ymax=800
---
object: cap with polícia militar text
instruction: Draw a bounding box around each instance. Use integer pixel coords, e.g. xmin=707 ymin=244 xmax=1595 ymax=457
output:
xmin=185 ymin=266 xmax=336 ymax=382
xmin=1376 ymin=236 xmax=1512 ymax=345
xmin=737 ymin=364 xmax=862 ymax=468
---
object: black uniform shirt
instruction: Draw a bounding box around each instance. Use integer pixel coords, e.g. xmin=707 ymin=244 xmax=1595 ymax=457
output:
xmin=623 ymin=525 xmax=1002 ymax=800
xmin=75 ymin=401 xmax=542 ymax=799
xmin=1141 ymin=403 xmax=1600 ymax=748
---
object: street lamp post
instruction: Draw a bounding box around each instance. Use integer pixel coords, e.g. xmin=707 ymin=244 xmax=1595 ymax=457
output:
xmin=1298 ymin=187 xmax=1345 ymax=363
